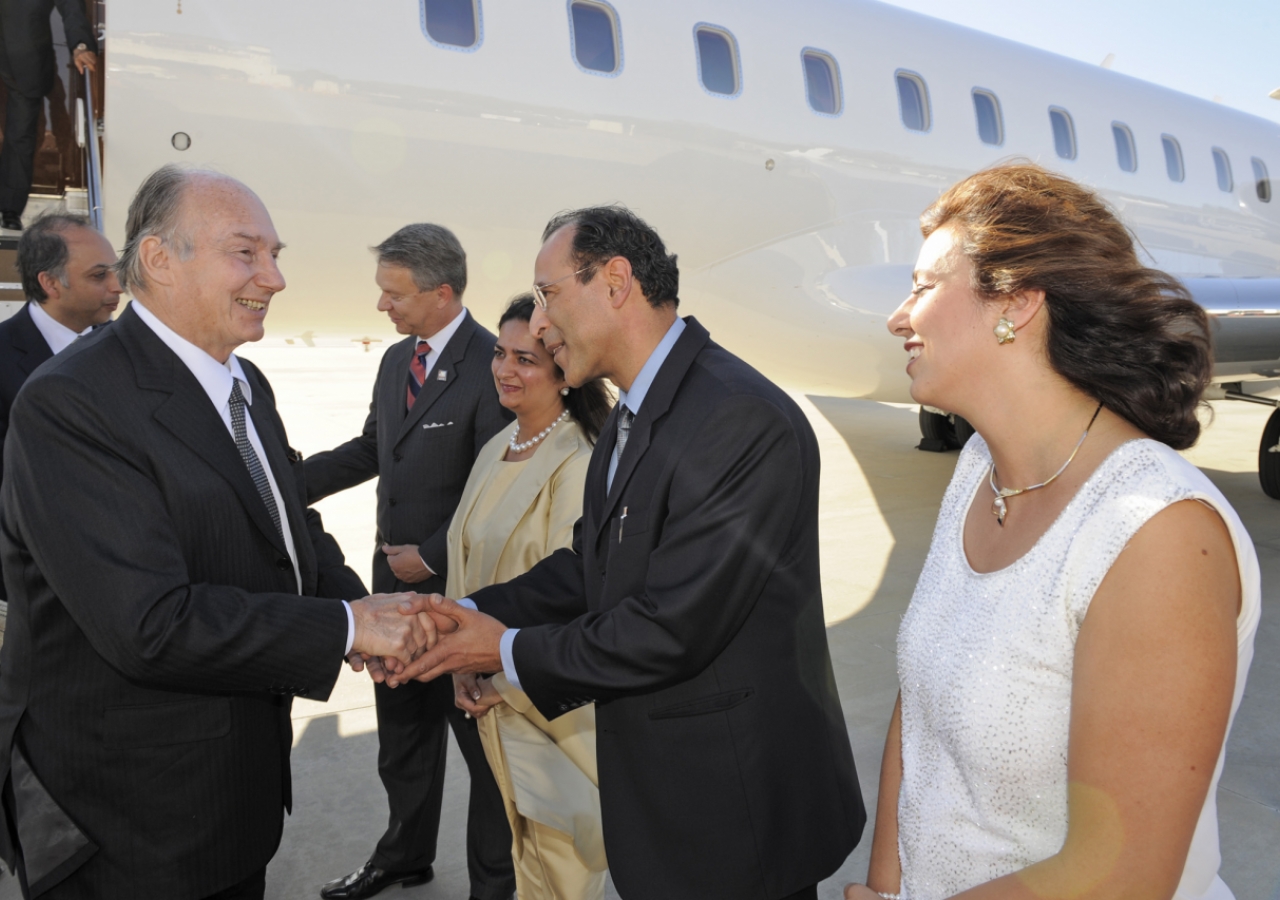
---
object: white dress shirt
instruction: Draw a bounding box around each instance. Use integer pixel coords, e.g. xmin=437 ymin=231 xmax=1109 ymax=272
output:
xmin=481 ymin=316 xmax=687 ymax=691
xmin=131 ymin=302 xmax=357 ymax=653
xmin=28 ymin=301 xmax=92 ymax=356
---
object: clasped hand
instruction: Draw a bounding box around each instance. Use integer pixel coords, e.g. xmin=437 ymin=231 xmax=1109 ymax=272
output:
xmin=346 ymin=594 xmax=507 ymax=690
xmin=346 ymin=592 xmax=439 ymax=670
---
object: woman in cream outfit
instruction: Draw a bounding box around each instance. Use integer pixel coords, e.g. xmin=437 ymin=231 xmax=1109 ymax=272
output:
xmin=447 ymin=294 xmax=611 ymax=900
xmin=846 ymin=164 xmax=1259 ymax=900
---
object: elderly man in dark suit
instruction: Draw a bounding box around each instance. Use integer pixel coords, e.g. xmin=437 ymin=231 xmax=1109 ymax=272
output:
xmin=0 ymin=213 xmax=120 ymax=601
xmin=393 ymin=206 xmax=867 ymax=900
xmin=305 ymin=225 xmax=514 ymax=900
xmin=0 ymin=0 xmax=98 ymax=231
xmin=0 ymin=165 xmax=432 ymax=900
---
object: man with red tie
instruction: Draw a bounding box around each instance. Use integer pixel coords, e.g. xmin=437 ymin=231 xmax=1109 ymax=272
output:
xmin=304 ymin=224 xmax=514 ymax=900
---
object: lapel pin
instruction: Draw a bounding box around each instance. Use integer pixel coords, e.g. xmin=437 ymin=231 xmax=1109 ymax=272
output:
xmin=437 ymin=370 xmax=448 ymax=381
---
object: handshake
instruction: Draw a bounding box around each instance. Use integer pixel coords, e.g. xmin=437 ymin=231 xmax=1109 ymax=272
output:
xmin=346 ymin=593 xmax=507 ymax=689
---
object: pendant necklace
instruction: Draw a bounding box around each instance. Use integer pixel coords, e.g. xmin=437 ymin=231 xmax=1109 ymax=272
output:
xmin=988 ymin=402 xmax=1103 ymax=526
xmin=509 ymin=409 xmax=569 ymax=453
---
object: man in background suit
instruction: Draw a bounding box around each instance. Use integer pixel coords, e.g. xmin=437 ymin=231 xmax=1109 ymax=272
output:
xmin=394 ymin=207 xmax=867 ymax=900
xmin=0 ymin=214 xmax=120 ymax=600
xmin=306 ymin=225 xmax=514 ymax=900
xmin=0 ymin=0 xmax=98 ymax=231
xmin=0 ymin=165 xmax=431 ymax=899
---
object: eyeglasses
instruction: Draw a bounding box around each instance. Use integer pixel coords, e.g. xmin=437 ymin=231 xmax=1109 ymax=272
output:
xmin=532 ymin=265 xmax=595 ymax=310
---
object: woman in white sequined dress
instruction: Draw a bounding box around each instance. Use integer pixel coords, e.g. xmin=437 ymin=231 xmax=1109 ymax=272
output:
xmin=845 ymin=164 xmax=1260 ymax=900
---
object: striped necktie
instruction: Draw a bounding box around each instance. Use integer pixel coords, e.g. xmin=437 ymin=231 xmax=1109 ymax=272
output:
xmin=229 ymin=380 xmax=284 ymax=542
xmin=616 ymin=406 xmax=634 ymax=458
xmin=406 ymin=340 xmax=431 ymax=410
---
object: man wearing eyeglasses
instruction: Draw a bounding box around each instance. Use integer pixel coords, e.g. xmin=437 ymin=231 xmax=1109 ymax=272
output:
xmin=305 ymin=224 xmax=514 ymax=900
xmin=389 ymin=206 xmax=866 ymax=900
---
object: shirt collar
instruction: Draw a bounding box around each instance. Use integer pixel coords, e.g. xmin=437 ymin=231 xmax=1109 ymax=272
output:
xmin=617 ymin=317 xmax=685 ymax=415
xmin=28 ymin=301 xmax=91 ymax=356
xmin=131 ymin=300 xmax=251 ymax=410
xmin=418 ymin=307 xmax=467 ymax=354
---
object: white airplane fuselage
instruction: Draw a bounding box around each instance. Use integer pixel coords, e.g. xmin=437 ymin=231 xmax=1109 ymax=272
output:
xmin=102 ymin=0 xmax=1280 ymax=401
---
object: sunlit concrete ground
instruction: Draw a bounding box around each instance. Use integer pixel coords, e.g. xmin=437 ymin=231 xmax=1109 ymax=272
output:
xmin=4 ymin=338 xmax=1276 ymax=899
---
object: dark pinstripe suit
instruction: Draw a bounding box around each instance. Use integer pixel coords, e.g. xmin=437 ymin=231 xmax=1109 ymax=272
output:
xmin=0 ymin=304 xmax=53 ymax=603
xmin=305 ymin=310 xmax=514 ymax=896
xmin=0 ymin=305 xmax=365 ymax=898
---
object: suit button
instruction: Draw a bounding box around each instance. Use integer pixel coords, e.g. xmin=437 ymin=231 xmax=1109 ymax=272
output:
xmin=393 ymin=453 xmax=403 ymax=462
xmin=276 ymin=558 xmax=290 ymax=570
xmin=389 ymin=498 xmax=397 ymax=507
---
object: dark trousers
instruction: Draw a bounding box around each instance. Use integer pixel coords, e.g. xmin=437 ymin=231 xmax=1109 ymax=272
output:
xmin=0 ymin=88 xmax=41 ymax=216
xmin=202 ymin=868 xmax=266 ymax=900
xmin=778 ymin=887 xmax=818 ymax=900
xmin=371 ymin=674 xmax=514 ymax=900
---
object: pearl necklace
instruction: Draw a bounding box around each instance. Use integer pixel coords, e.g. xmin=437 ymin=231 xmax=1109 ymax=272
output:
xmin=509 ymin=409 xmax=569 ymax=453
xmin=988 ymin=403 xmax=1103 ymax=526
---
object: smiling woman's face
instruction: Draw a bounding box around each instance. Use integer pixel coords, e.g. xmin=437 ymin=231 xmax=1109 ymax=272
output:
xmin=491 ymin=317 xmax=566 ymax=419
xmin=886 ymin=224 xmax=995 ymax=411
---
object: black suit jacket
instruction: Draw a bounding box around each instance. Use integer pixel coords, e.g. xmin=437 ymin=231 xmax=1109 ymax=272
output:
xmin=472 ymin=317 xmax=865 ymax=900
xmin=0 ymin=303 xmax=52 ymax=524
xmin=0 ymin=0 xmax=95 ymax=99
xmin=305 ymin=310 xmax=512 ymax=594
xmin=0 ymin=305 xmax=365 ymax=898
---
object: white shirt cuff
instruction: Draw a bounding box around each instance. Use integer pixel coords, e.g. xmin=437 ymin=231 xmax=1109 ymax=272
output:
xmin=342 ymin=600 xmax=355 ymax=656
xmin=457 ymin=598 xmax=522 ymax=691
xmin=499 ymin=628 xmax=522 ymax=691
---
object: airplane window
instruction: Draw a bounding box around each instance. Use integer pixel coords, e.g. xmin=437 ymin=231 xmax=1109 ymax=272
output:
xmin=1049 ymin=107 xmax=1076 ymax=160
xmin=1112 ymin=123 xmax=1137 ymax=173
xmin=972 ymin=89 xmax=1002 ymax=145
xmin=695 ymin=26 xmax=740 ymax=96
xmin=1213 ymin=148 xmax=1233 ymax=192
xmin=1161 ymin=135 xmax=1185 ymax=182
xmin=571 ymin=1 xmax=619 ymax=74
xmin=802 ymin=50 xmax=841 ymax=115
xmin=895 ymin=71 xmax=930 ymax=132
xmin=1252 ymin=158 xmax=1271 ymax=202
xmin=421 ymin=0 xmax=480 ymax=49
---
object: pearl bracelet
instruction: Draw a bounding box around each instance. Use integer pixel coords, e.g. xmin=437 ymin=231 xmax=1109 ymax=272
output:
xmin=876 ymin=893 xmax=904 ymax=900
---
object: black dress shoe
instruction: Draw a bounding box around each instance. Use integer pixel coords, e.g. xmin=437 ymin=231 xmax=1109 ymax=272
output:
xmin=319 ymin=862 xmax=433 ymax=899
xmin=0 ymin=213 xmax=20 ymax=231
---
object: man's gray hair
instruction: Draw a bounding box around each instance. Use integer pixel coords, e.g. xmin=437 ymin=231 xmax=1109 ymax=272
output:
xmin=373 ymin=224 xmax=467 ymax=298
xmin=16 ymin=213 xmax=91 ymax=303
xmin=116 ymin=164 xmax=202 ymax=294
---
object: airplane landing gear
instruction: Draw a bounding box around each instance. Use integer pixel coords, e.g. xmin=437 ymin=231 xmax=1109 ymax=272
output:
xmin=1259 ymin=408 xmax=1280 ymax=499
xmin=918 ymin=407 xmax=974 ymax=452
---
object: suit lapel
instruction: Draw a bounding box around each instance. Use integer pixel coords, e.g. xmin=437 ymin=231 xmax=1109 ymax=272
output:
xmin=592 ymin=318 xmax=711 ymax=546
xmin=395 ymin=311 xmax=478 ymax=446
xmin=12 ymin=304 xmax=53 ymax=376
xmin=116 ymin=309 xmax=291 ymax=557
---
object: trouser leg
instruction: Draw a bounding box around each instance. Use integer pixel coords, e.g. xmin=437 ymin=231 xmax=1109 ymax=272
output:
xmin=777 ymin=886 xmax=818 ymax=900
xmin=200 ymin=867 xmax=266 ymax=900
xmin=448 ymin=703 xmax=515 ymax=900
xmin=369 ymin=675 xmax=452 ymax=873
xmin=0 ymin=90 xmax=42 ymax=216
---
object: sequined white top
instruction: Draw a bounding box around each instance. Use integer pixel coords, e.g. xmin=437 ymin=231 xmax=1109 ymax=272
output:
xmin=897 ymin=436 xmax=1260 ymax=900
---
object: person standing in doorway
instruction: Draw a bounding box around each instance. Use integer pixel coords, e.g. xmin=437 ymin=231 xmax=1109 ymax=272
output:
xmin=0 ymin=0 xmax=98 ymax=232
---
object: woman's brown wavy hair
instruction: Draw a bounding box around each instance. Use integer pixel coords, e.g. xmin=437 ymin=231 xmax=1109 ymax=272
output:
xmin=921 ymin=162 xmax=1212 ymax=449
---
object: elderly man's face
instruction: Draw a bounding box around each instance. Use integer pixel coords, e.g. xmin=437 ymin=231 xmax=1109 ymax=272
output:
xmin=168 ymin=182 xmax=285 ymax=361
xmin=45 ymin=226 xmax=121 ymax=330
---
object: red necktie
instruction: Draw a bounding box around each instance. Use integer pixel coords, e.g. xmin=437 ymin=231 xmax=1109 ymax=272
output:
xmin=406 ymin=340 xmax=431 ymax=410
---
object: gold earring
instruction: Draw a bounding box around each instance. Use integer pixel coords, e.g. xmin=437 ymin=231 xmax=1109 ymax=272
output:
xmin=994 ymin=316 xmax=1016 ymax=345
